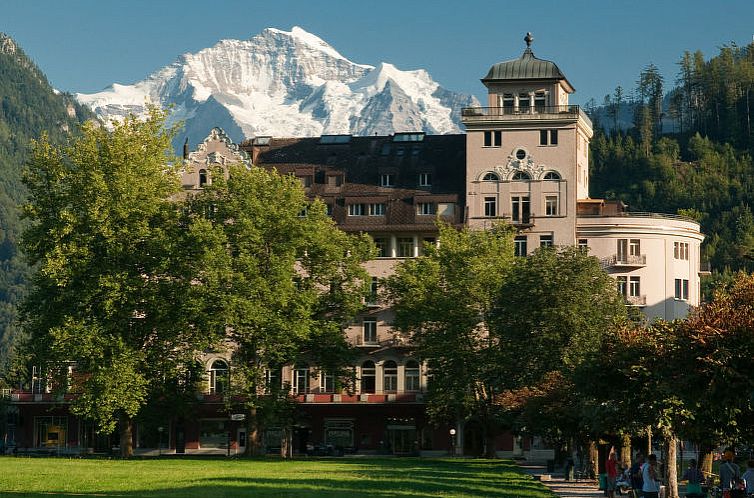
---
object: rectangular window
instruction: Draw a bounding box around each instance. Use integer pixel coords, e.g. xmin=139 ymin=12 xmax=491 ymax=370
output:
xmin=348 ymin=204 xmax=364 ymax=216
xmin=617 ymin=276 xmax=628 ymax=297
xmin=368 ymin=277 xmax=379 ymax=306
xmin=578 ymin=239 xmax=588 ymax=252
xmin=484 ymin=197 xmax=497 ymax=217
xmin=363 ymin=319 xmax=377 ymax=344
xmin=368 ymin=203 xmax=385 ymax=216
xmin=320 ymin=372 xmax=335 ymax=393
xmin=483 ymin=130 xmax=502 ymax=147
xmin=675 ymin=279 xmax=689 ymax=300
xmin=540 ymin=129 xmax=558 ymax=145
xmin=511 ymin=196 xmax=531 ymax=223
xmin=545 ymin=195 xmax=558 ymax=216
xmin=629 ymin=276 xmax=641 ymax=297
xmin=629 ymin=239 xmax=641 ymax=257
xmin=326 ymin=204 xmax=333 ymax=216
xmin=405 ymin=367 xmax=420 ymax=392
xmin=617 ymin=239 xmax=628 ymax=262
xmin=502 ymin=93 xmax=515 ymax=111
xmin=540 ymin=235 xmax=554 ymax=248
xmin=534 ymin=91 xmax=546 ymax=112
xmin=397 ymin=238 xmax=414 ymax=258
xmin=674 ymin=242 xmax=689 ymax=260
xmin=380 ymin=173 xmax=395 ymax=187
xmin=373 ymin=237 xmax=388 ymax=257
xmin=514 ymin=236 xmax=527 ymax=257
xmin=519 ymin=93 xmax=531 ymax=112
xmin=293 ymin=367 xmax=309 ymax=394
xmin=417 ymin=202 xmax=435 ymax=215
xmin=418 ymin=173 xmax=432 ymax=187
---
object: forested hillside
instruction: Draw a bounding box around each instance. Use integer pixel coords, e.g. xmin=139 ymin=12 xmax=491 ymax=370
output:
xmin=0 ymin=33 xmax=93 ymax=378
xmin=589 ymin=42 xmax=754 ymax=278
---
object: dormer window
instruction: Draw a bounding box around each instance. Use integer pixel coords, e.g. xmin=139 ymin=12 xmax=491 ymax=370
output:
xmin=418 ymin=173 xmax=432 ymax=187
xmin=380 ymin=173 xmax=395 ymax=187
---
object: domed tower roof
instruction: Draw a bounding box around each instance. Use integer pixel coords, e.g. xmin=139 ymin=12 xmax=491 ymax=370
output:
xmin=482 ymin=33 xmax=574 ymax=92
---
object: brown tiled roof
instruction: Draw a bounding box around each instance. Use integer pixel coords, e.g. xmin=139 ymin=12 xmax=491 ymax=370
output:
xmin=241 ymin=135 xmax=466 ymax=232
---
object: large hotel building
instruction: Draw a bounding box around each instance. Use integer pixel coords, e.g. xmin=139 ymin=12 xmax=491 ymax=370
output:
xmin=5 ymin=36 xmax=705 ymax=457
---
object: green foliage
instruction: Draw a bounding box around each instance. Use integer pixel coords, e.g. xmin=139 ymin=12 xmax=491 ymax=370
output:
xmin=386 ymin=222 xmax=515 ymax=450
xmin=0 ymin=34 xmax=94 ymax=379
xmin=21 ymin=109 xmax=204 ymax=448
xmin=185 ymin=164 xmax=373 ymax=440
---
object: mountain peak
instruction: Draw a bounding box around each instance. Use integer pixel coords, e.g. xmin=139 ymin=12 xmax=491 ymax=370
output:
xmin=76 ymin=27 xmax=478 ymax=147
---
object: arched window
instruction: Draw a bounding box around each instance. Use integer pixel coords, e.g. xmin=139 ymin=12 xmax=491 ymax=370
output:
xmin=383 ymin=360 xmax=398 ymax=392
xmin=199 ymin=169 xmax=208 ymax=187
xmin=482 ymin=172 xmax=499 ymax=181
xmin=361 ymin=361 xmax=375 ymax=394
xmin=512 ymin=171 xmax=531 ymax=181
xmin=293 ymin=364 xmax=309 ymax=394
xmin=208 ymin=359 xmax=228 ymax=394
xmin=405 ymin=360 xmax=420 ymax=392
xmin=543 ymin=171 xmax=561 ymax=180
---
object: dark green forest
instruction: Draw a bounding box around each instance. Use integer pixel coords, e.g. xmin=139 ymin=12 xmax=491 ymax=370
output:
xmin=590 ymin=42 xmax=754 ymax=279
xmin=0 ymin=33 xmax=92 ymax=379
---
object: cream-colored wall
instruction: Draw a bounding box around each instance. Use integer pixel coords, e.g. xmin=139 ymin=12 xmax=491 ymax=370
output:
xmin=577 ymin=216 xmax=704 ymax=321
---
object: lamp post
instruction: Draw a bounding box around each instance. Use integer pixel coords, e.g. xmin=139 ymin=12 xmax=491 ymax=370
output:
xmin=449 ymin=428 xmax=456 ymax=457
xmin=157 ymin=426 xmax=163 ymax=457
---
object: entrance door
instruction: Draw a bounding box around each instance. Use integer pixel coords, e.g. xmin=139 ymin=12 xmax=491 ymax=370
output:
xmin=175 ymin=424 xmax=185 ymax=454
xmin=386 ymin=426 xmax=416 ymax=454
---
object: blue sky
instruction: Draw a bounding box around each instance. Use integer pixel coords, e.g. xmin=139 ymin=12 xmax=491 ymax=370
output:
xmin=3 ymin=0 xmax=754 ymax=105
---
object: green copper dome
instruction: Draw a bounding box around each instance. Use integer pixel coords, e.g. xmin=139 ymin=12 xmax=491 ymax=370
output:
xmin=482 ymin=33 xmax=574 ymax=91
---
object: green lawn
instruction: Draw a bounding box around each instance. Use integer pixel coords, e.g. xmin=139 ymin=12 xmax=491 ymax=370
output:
xmin=0 ymin=456 xmax=555 ymax=497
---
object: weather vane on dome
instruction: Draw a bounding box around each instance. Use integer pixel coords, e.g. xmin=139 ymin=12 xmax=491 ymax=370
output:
xmin=524 ymin=32 xmax=534 ymax=48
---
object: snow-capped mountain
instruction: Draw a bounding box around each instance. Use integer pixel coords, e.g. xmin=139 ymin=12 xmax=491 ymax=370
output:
xmin=76 ymin=27 xmax=478 ymax=147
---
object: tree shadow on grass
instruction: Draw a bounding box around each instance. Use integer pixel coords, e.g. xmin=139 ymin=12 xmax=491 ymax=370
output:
xmin=1 ymin=458 xmax=555 ymax=498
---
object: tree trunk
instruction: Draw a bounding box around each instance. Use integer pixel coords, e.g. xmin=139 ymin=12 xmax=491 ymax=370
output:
xmin=621 ymin=433 xmax=632 ymax=467
xmin=666 ymin=434 xmax=679 ymax=498
xmin=119 ymin=413 xmax=134 ymax=458
xmin=280 ymin=427 xmax=291 ymax=459
xmin=484 ymin=429 xmax=497 ymax=459
xmin=589 ymin=441 xmax=599 ymax=479
xmin=246 ymin=406 xmax=259 ymax=456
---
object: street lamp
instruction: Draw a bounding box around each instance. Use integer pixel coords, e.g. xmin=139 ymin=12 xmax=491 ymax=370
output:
xmin=449 ymin=428 xmax=456 ymax=457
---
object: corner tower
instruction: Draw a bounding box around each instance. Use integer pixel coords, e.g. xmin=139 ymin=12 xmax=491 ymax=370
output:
xmin=462 ymin=33 xmax=593 ymax=252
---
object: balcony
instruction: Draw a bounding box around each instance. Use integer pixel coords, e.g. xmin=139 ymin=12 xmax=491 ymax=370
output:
xmin=625 ymin=295 xmax=647 ymax=306
xmin=699 ymin=260 xmax=712 ymax=275
xmin=354 ymin=336 xmax=407 ymax=348
xmin=601 ymin=254 xmax=647 ymax=270
xmin=461 ymin=105 xmax=592 ymax=128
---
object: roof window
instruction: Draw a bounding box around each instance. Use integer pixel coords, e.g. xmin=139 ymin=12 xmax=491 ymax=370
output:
xmin=319 ymin=134 xmax=352 ymax=144
xmin=393 ymin=132 xmax=425 ymax=142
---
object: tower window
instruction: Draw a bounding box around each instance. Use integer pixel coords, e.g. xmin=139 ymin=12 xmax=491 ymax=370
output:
xmin=540 ymin=129 xmax=559 ymax=146
xmin=483 ymin=131 xmax=502 ymax=147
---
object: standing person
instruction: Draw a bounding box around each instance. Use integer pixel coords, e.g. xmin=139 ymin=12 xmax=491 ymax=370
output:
xmin=629 ymin=453 xmax=644 ymax=498
xmin=741 ymin=460 xmax=754 ymax=496
xmin=607 ymin=447 xmax=619 ymax=498
xmin=641 ymin=454 xmax=660 ymax=498
xmin=719 ymin=449 xmax=743 ymax=498
xmin=681 ymin=459 xmax=704 ymax=497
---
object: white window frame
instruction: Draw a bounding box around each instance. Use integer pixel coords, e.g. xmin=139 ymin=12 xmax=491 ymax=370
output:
xmin=363 ymin=319 xmax=377 ymax=344
xmin=418 ymin=173 xmax=432 ymax=187
xmin=484 ymin=197 xmax=497 ymax=217
xmin=417 ymin=202 xmax=435 ymax=215
xmin=545 ymin=195 xmax=558 ymax=216
xmin=380 ymin=173 xmax=395 ymax=187
xmin=348 ymin=204 xmax=365 ymax=216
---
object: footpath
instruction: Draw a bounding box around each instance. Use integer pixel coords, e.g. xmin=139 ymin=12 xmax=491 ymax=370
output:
xmin=519 ymin=464 xmax=605 ymax=498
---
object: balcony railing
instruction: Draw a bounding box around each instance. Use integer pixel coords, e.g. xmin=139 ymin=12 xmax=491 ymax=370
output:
xmin=625 ymin=295 xmax=647 ymax=306
xmin=461 ymin=105 xmax=592 ymax=128
xmin=601 ymin=254 xmax=647 ymax=269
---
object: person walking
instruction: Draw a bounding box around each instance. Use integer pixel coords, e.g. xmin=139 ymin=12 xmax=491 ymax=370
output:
xmin=741 ymin=459 xmax=754 ymax=496
xmin=629 ymin=453 xmax=644 ymax=498
xmin=641 ymin=454 xmax=660 ymax=498
xmin=606 ymin=447 xmax=619 ymax=498
xmin=720 ymin=449 xmax=743 ymax=498
xmin=681 ymin=459 xmax=704 ymax=497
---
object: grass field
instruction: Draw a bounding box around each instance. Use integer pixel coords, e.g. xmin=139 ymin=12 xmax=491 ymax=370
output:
xmin=0 ymin=456 xmax=555 ymax=497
